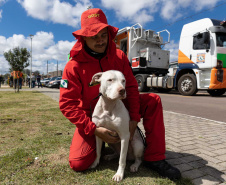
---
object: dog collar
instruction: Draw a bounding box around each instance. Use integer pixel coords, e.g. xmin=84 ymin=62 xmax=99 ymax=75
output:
xmin=90 ymin=93 xmax=102 ymax=118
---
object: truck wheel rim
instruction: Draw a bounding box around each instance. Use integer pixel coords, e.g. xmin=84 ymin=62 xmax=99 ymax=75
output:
xmin=181 ymin=78 xmax=192 ymax=92
xmin=137 ymin=79 xmax=142 ymax=87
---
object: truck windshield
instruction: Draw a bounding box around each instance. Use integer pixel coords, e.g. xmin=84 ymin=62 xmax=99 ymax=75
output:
xmin=216 ymin=32 xmax=226 ymax=47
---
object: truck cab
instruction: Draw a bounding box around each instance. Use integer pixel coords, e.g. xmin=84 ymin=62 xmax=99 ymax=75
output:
xmin=177 ymin=18 xmax=226 ymax=96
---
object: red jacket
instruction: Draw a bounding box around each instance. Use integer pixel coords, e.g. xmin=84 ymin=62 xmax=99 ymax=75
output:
xmin=59 ymin=35 xmax=141 ymax=136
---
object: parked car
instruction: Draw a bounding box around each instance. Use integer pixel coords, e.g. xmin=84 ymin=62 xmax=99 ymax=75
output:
xmin=47 ymin=77 xmax=62 ymax=88
xmin=41 ymin=78 xmax=51 ymax=87
xmin=46 ymin=76 xmax=58 ymax=87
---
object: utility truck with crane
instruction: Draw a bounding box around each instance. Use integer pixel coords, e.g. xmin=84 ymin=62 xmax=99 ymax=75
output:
xmin=115 ymin=18 xmax=226 ymax=96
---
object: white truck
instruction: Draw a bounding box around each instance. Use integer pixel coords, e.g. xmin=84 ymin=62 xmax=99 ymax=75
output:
xmin=115 ymin=18 xmax=226 ymax=96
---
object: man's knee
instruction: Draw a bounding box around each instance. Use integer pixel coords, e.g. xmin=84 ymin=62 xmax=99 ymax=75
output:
xmin=69 ymin=151 xmax=96 ymax=172
xmin=69 ymin=160 xmax=87 ymax=172
xmin=141 ymin=93 xmax=162 ymax=108
xmin=148 ymin=93 xmax=161 ymax=103
xmin=69 ymin=156 xmax=95 ymax=172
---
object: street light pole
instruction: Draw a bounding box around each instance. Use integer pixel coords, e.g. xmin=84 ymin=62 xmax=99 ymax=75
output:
xmin=29 ymin=34 xmax=34 ymax=88
xmin=47 ymin=60 xmax=48 ymax=78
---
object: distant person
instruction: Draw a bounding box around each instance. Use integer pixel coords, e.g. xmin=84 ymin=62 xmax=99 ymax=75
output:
xmin=10 ymin=76 xmax=13 ymax=87
xmin=31 ymin=73 xmax=36 ymax=88
xmin=13 ymin=76 xmax=17 ymax=89
xmin=19 ymin=73 xmax=23 ymax=89
xmin=36 ymin=74 xmax=42 ymax=88
xmin=27 ymin=77 xmax=30 ymax=88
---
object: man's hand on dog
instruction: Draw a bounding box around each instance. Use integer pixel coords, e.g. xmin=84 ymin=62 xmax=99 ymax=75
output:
xmin=129 ymin=120 xmax=138 ymax=141
xmin=95 ymin=127 xmax=120 ymax=143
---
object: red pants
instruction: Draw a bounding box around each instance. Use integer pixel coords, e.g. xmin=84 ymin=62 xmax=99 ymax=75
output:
xmin=69 ymin=93 xmax=166 ymax=171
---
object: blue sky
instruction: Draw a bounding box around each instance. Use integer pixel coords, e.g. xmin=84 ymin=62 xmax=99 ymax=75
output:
xmin=0 ymin=0 xmax=225 ymax=75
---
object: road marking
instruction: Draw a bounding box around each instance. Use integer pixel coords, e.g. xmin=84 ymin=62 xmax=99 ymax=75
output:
xmin=164 ymin=111 xmax=226 ymax=125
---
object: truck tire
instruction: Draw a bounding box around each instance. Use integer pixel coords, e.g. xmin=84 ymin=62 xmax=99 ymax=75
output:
xmin=178 ymin=74 xmax=197 ymax=96
xmin=207 ymin=89 xmax=226 ymax=97
xmin=135 ymin=75 xmax=149 ymax=92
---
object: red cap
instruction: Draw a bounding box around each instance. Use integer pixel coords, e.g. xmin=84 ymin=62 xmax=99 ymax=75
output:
xmin=72 ymin=8 xmax=118 ymax=39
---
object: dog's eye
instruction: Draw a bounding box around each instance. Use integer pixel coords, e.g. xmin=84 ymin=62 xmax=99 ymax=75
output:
xmin=122 ymin=79 xmax=125 ymax=83
xmin=107 ymin=79 xmax=113 ymax=82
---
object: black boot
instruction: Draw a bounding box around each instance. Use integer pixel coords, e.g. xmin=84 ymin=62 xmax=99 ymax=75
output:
xmin=144 ymin=160 xmax=181 ymax=180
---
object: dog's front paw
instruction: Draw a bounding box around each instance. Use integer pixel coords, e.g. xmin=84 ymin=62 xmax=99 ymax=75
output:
xmin=89 ymin=158 xmax=99 ymax=169
xmin=130 ymin=164 xmax=138 ymax=172
xmin=112 ymin=172 xmax=124 ymax=182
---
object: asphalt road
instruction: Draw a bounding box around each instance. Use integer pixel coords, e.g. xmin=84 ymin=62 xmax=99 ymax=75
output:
xmin=150 ymin=90 xmax=226 ymax=123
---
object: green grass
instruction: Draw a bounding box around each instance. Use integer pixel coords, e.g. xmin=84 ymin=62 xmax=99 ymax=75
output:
xmin=0 ymin=91 xmax=193 ymax=185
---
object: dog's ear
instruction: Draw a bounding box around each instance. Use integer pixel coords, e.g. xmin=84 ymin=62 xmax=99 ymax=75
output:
xmin=89 ymin=72 xmax=103 ymax=87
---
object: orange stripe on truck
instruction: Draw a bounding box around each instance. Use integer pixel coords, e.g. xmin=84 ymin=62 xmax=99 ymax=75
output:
xmin=178 ymin=50 xmax=194 ymax=64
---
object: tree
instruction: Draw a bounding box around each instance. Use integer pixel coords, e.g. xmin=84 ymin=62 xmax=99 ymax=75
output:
xmin=23 ymin=69 xmax=30 ymax=76
xmin=4 ymin=47 xmax=30 ymax=92
xmin=34 ymin=70 xmax=40 ymax=76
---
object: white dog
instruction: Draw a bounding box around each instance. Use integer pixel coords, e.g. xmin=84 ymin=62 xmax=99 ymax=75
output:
xmin=89 ymin=70 xmax=144 ymax=182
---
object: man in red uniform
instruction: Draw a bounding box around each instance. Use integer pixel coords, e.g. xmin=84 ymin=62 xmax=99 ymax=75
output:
xmin=59 ymin=8 xmax=181 ymax=180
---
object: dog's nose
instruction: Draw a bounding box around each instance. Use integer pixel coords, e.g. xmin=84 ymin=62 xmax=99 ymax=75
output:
xmin=119 ymin=89 xmax=125 ymax=96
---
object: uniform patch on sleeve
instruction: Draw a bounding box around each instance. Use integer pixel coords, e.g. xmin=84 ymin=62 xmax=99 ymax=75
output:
xmin=60 ymin=79 xmax=68 ymax=88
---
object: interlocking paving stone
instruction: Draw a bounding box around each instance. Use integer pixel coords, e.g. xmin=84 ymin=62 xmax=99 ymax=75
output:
xmin=216 ymin=155 xmax=226 ymax=162
xmin=206 ymin=162 xmax=226 ymax=172
xmin=220 ymin=162 xmax=226 ymax=168
xmin=180 ymin=155 xmax=203 ymax=163
xmin=166 ymin=158 xmax=185 ymax=165
xmin=182 ymin=169 xmax=205 ymax=179
xmin=165 ymin=151 xmax=183 ymax=159
xmin=198 ymin=154 xmax=222 ymax=164
xmin=188 ymin=161 xmax=206 ymax=168
xmin=164 ymin=110 xmax=226 ymax=184
xmin=214 ymin=149 xmax=226 ymax=156
xmin=196 ymin=149 xmax=219 ymax=157
xmin=180 ymin=149 xmax=201 ymax=156
xmin=175 ymin=163 xmax=193 ymax=172
xmin=192 ymin=175 xmax=220 ymax=185
xmin=180 ymin=144 xmax=199 ymax=151
xmin=212 ymin=144 xmax=226 ymax=150
xmin=199 ymin=166 xmax=224 ymax=181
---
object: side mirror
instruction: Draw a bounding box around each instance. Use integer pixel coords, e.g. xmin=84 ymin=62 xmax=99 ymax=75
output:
xmin=203 ymin=32 xmax=210 ymax=44
xmin=223 ymin=41 xmax=226 ymax=48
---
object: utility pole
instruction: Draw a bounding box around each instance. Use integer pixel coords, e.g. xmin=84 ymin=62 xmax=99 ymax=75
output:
xmin=29 ymin=34 xmax=34 ymax=88
xmin=57 ymin=60 xmax=58 ymax=76
xmin=47 ymin=60 xmax=48 ymax=78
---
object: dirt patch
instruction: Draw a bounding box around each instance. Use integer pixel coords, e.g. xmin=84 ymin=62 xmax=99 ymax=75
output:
xmin=46 ymin=147 xmax=69 ymax=165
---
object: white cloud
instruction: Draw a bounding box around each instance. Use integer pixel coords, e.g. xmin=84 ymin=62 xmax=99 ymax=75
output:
xmin=0 ymin=9 xmax=2 ymax=20
xmin=0 ymin=0 xmax=8 ymax=21
xmin=160 ymin=0 xmax=222 ymax=20
xmin=160 ymin=1 xmax=179 ymax=20
xmin=164 ymin=40 xmax=179 ymax=62
xmin=17 ymin=0 xmax=93 ymax=28
xmin=101 ymin=0 xmax=222 ymax=24
xmin=0 ymin=32 xmax=75 ymax=74
xmin=0 ymin=0 xmax=7 ymax=3
xmin=0 ymin=0 xmax=7 ymax=5
xmin=101 ymin=0 xmax=158 ymax=25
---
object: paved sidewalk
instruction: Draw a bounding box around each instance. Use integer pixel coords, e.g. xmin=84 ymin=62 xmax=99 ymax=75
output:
xmin=1 ymin=87 xmax=226 ymax=185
